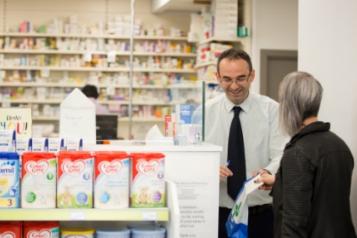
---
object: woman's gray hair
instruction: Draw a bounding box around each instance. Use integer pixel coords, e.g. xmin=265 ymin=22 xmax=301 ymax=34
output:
xmin=279 ymin=71 xmax=323 ymax=136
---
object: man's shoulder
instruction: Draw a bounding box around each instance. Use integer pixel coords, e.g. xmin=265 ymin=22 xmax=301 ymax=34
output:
xmin=205 ymin=93 xmax=226 ymax=109
xmin=250 ymin=92 xmax=279 ymax=109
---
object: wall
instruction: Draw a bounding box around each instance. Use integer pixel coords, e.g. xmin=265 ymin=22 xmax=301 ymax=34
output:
xmin=251 ymin=0 xmax=298 ymax=92
xmin=299 ymin=0 xmax=357 ymax=230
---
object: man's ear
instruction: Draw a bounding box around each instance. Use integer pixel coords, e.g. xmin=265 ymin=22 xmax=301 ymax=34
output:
xmin=250 ymin=69 xmax=256 ymax=82
xmin=216 ymin=72 xmax=220 ymax=83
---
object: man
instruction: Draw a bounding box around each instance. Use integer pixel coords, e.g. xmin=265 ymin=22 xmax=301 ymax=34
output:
xmin=204 ymin=48 xmax=288 ymax=238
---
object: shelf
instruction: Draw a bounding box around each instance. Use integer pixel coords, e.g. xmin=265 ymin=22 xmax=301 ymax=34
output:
xmin=0 ymin=32 xmax=188 ymax=41
xmin=121 ymin=117 xmax=164 ymax=123
xmin=0 ymin=208 xmax=169 ymax=221
xmin=199 ymin=36 xmax=244 ymax=45
xmin=0 ymin=49 xmax=196 ymax=57
xmin=100 ymin=100 xmax=174 ymax=106
xmin=0 ymin=82 xmax=200 ymax=89
xmin=32 ymin=116 xmax=59 ymax=121
xmin=0 ymin=65 xmax=196 ymax=73
xmin=8 ymin=99 xmax=62 ymax=104
xmin=32 ymin=116 xmax=165 ymax=122
xmin=195 ymin=61 xmax=216 ymax=69
xmin=7 ymin=99 xmax=177 ymax=105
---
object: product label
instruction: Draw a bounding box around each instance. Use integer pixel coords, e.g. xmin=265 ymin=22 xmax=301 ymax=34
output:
xmin=27 ymin=230 xmax=51 ymax=238
xmin=0 ymin=158 xmax=20 ymax=208
xmin=0 ymin=232 xmax=15 ymax=238
xmin=95 ymin=157 xmax=129 ymax=209
xmin=57 ymin=157 xmax=93 ymax=208
xmin=22 ymin=156 xmax=56 ymax=208
xmin=131 ymin=155 xmax=165 ymax=208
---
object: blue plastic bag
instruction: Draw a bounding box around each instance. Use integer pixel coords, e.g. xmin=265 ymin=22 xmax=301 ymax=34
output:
xmin=225 ymin=182 xmax=249 ymax=238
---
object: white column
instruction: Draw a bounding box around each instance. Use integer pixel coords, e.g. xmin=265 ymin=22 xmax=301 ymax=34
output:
xmin=299 ymin=0 xmax=357 ymax=229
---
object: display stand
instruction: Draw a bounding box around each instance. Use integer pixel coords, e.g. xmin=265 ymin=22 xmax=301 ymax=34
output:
xmin=88 ymin=141 xmax=221 ymax=238
xmin=0 ymin=142 xmax=221 ymax=238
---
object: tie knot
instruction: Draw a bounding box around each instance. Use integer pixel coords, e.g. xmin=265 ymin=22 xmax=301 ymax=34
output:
xmin=232 ymin=106 xmax=242 ymax=117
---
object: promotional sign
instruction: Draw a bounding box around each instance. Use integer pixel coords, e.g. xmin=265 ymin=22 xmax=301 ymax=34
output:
xmin=0 ymin=108 xmax=32 ymax=136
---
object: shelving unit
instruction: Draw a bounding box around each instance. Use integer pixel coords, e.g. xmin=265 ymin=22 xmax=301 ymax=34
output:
xmin=0 ymin=31 xmax=200 ymax=139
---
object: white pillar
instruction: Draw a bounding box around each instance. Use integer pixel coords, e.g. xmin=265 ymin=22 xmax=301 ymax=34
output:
xmin=299 ymin=0 xmax=357 ymax=229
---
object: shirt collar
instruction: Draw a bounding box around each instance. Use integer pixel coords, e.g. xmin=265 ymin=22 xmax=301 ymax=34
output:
xmin=223 ymin=92 xmax=253 ymax=113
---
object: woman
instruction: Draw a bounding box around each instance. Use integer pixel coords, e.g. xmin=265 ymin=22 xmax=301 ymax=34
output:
xmin=258 ymin=71 xmax=356 ymax=238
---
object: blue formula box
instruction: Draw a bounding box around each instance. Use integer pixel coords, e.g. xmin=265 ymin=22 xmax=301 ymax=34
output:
xmin=0 ymin=152 xmax=20 ymax=208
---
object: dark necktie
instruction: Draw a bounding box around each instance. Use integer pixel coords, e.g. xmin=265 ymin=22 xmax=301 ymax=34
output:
xmin=227 ymin=106 xmax=246 ymax=200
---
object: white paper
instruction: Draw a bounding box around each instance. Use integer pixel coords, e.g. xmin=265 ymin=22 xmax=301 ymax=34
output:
xmin=107 ymin=51 xmax=116 ymax=63
xmin=60 ymin=88 xmax=96 ymax=145
xmin=83 ymin=52 xmax=92 ymax=62
xmin=245 ymin=174 xmax=263 ymax=195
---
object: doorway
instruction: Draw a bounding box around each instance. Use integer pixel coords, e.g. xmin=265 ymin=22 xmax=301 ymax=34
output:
xmin=260 ymin=49 xmax=298 ymax=101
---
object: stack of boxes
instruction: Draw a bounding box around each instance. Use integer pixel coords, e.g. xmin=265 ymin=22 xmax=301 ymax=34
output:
xmin=211 ymin=0 xmax=238 ymax=39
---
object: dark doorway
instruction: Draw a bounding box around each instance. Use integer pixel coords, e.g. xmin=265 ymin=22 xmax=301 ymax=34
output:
xmin=260 ymin=49 xmax=298 ymax=101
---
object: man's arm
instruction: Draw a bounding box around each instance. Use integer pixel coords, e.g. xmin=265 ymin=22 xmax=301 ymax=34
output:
xmin=265 ymin=103 xmax=289 ymax=174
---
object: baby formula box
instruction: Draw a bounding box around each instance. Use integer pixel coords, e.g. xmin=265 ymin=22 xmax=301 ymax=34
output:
xmin=24 ymin=222 xmax=59 ymax=238
xmin=96 ymin=229 xmax=130 ymax=238
xmin=0 ymin=222 xmax=22 ymax=238
xmin=57 ymin=151 xmax=94 ymax=208
xmin=61 ymin=228 xmax=95 ymax=238
xmin=130 ymin=153 xmax=165 ymax=208
xmin=0 ymin=152 xmax=20 ymax=208
xmin=21 ymin=152 xmax=57 ymax=208
xmin=95 ymin=151 xmax=129 ymax=209
xmin=131 ymin=227 xmax=166 ymax=238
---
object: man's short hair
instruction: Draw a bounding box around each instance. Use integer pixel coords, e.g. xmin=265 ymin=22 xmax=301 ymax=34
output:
xmin=217 ymin=48 xmax=253 ymax=74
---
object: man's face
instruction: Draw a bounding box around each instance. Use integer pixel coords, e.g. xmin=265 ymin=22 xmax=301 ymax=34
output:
xmin=217 ymin=58 xmax=255 ymax=105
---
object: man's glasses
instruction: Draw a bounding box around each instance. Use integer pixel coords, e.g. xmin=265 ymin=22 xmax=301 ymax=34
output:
xmin=220 ymin=73 xmax=251 ymax=85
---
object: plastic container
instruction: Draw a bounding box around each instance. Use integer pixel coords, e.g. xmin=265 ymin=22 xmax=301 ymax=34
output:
xmin=94 ymin=151 xmax=129 ymax=209
xmin=0 ymin=221 xmax=22 ymax=238
xmin=130 ymin=153 xmax=165 ymax=208
xmin=24 ymin=222 xmax=60 ymax=238
xmin=131 ymin=227 xmax=166 ymax=238
xmin=96 ymin=229 xmax=130 ymax=238
xmin=61 ymin=228 xmax=95 ymax=238
xmin=21 ymin=152 xmax=57 ymax=208
xmin=57 ymin=151 xmax=94 ymax=208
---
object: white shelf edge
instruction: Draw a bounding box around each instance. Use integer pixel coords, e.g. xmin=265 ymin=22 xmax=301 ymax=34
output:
xmin=32 ymin=117 xmax=165 ymax=122
xmin=0 ymin=82 xmax=200 ymax=89
xmin=0 ymin=66 xmax=196 ymax=73
xmin=7 ymin=99 xmax=179 ymax=105
xmin=0 ymin=208 xmax=169 ymax=221
xmin=0 ymin=49 xmax=195 ymax=57
xmin=198 ymin=37 xmax=244 ymax=45
xmin=0 ymin=32 xmax=188 ymax=41
xmin=194 ymin=61 xmax=216 ymax=69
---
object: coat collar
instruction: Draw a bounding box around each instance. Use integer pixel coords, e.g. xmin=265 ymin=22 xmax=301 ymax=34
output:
xmin=286 ymin=121 xmax=330 ymax=148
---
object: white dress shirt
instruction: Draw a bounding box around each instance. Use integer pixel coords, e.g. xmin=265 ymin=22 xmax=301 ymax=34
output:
xmin=204 ymin=92 xmax=289 ymax=208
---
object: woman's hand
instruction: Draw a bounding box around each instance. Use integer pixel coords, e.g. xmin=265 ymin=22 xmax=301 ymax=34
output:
xmin=256 ymin=172 xmax=275 ymax=190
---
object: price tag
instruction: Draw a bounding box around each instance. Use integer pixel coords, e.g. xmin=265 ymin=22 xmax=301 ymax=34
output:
xmin=70 ymin=211 xmax=86 ymax=220
xmin=142 ymin=212 xmax=157 ymax=220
